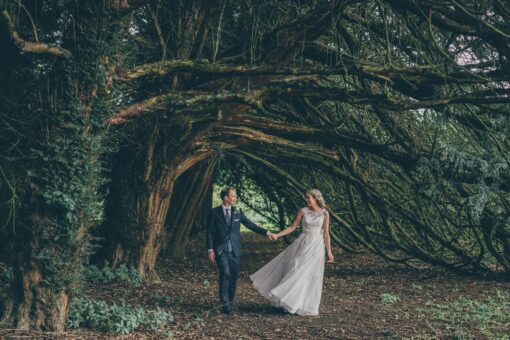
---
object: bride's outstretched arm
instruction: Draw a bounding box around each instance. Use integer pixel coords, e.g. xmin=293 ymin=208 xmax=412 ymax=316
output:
xmin=275 ymin=208 xmax=304 ymax=238
xmin=323 ymin=211 xmax=334 ymax=263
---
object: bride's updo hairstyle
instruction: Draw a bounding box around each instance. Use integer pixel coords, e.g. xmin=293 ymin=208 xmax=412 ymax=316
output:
xmin=306 ymin=189 xmax=326 ymax=209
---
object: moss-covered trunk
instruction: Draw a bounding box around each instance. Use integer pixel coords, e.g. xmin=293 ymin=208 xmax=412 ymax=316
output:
xmin=0 ymin=1 xmax=128 ymax=330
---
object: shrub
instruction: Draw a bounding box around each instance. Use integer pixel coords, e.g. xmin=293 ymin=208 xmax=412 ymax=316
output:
xmin=67 ymin=297 xmax=173 ymax=334
xmin=84 ymin=264 xmax=142 ymax=286
xmin=380 ymin=293 xmax=401 ymax=303
xmin=149 ymin=292 xmax=173 ymax=305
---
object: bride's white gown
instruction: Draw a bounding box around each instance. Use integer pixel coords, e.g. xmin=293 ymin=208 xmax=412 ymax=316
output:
xmin=250 ymin=208 xmax=327 ymax=316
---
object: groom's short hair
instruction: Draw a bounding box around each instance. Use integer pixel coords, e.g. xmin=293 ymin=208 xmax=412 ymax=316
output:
xmin=220 ymin=187 xmax=236 ymax=200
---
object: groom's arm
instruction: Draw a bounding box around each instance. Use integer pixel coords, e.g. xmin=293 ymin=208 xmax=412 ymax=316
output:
xmin=239 ymin=209 xmax=269 ymax=236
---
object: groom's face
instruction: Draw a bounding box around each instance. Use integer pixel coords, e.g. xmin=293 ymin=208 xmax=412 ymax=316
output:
xmin=224 ymin=190 xmax=237 ymax=206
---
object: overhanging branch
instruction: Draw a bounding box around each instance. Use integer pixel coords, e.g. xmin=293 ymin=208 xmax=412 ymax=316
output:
xmin=1 ymin=9 xmax=72 ymax=59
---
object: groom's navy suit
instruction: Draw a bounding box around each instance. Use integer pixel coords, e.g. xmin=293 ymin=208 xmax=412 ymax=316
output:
xmin=207 ymin=205 xmax=268 ymax=309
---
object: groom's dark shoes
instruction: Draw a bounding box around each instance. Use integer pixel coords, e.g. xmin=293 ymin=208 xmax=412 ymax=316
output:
xmin=220 ymin=302 xmax=234 ymax=315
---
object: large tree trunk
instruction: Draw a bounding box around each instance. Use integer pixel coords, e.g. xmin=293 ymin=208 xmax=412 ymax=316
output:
xmin=96 ymin=1 xmax=214 ymax=280
xmin=9 ymin=206 xmax=89 ymax=330
xmin=101 ymin=132 xmax=213 ymax=280
xmin=1 ymin=268 xmax=69 ymax=330
xmin=161 ymin=159 xmax=216 ymax=259
xmin=1 ymin=84 xmax=109 ymax=331
xmin=0 ymin=1 xmax=130 ymax=330
xmin=188 ymin=177 xmax=214 ymax=239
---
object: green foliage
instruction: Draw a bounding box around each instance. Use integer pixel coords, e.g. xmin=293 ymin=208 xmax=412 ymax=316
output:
xmin=415 ymin=290 xmax=510 ymax=339
xmin=417 ymin=140 xmax=507 ymax=222
xmin=84 ymin=264 xmax=142 ymax=287
xmin=149 ymin=292 xmax=173 ymax=305
xmin=214 ymin=166 xmax=283 ymax=231
xmin=0 ymin=0 xmax=131 ymax=295
xmin=180 ymin=316 xmax=205 ymax=331
xmin=67 ymin=297 xmax=173 ymax=334
xmin=161 ymin=330 xmax=174 ymax=338
xmin=0 ymin=5 xmax=509 ymax=333
xmin=410 ymin=283 xmax=423 ymax=291
xmin=21 ymin=96 xmax=111 ymax=289
xmin=380 ymin=293 xmax=401 ymax=303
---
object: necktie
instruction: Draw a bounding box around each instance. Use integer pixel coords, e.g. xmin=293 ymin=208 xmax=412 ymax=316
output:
xmin=225 ymin=208 xmax=230 ymax=223
xmin=224 ymin=208 xmax=233 ymax=252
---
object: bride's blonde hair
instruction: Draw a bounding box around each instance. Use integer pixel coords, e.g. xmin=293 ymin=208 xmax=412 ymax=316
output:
xmin=306 ymin=189 xmax=326 ymax=208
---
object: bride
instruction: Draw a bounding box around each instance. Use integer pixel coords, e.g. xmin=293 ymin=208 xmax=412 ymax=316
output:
xmin=250 ymin=189 xmax=334 ymax=316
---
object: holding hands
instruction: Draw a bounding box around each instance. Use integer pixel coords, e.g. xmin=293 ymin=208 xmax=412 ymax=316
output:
xmin=267 ymin=232 xmax=278 ymax=241
xmin=208 ymin=250 xmax=215 ymax=262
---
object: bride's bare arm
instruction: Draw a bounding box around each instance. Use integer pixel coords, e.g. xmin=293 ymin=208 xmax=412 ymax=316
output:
xmin=276 ymin=208 xmax=304 ymax=238
xmin=323 ymin=211 xmax=334 ymax=263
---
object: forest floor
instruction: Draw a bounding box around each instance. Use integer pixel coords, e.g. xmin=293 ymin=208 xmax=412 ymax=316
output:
xmin=1 ymin=233 xmax=510 ymax=339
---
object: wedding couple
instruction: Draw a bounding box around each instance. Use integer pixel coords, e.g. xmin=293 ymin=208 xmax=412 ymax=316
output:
xmin=206 ymin=187 xmax=334 ymax=316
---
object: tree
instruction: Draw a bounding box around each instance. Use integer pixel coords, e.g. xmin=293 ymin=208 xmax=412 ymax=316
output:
xmin=1 ymin=0 xmax=509 ymax=331
xmin=0 ymin=0 xmax=138 ymax=331
xmin=105 ymin=0 xmax=510 ymax=277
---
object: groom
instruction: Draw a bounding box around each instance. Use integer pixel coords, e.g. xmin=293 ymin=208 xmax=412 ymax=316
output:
xmin=207 ymin=187 xmax=275 ymax=314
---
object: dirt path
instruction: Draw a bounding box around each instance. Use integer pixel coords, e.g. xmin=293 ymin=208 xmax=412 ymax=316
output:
xmin=1 ymin=233 xmax=509 ymax=339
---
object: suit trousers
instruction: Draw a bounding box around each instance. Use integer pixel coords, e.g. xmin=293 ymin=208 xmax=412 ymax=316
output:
xmin=216 ymin=250 xmax=241 ymax=305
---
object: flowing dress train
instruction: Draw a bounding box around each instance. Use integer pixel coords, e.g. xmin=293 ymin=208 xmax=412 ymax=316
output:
xmin=250 ymin=208 xmax=327 ymax=316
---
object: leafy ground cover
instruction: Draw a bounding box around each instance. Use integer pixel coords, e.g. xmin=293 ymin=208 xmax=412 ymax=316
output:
xmin=1 ymin=234 xmax=509 ymax=339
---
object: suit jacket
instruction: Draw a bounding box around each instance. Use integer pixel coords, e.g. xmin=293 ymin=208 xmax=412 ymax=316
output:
xmin=206 ymin=205 xmax=268 ymax=257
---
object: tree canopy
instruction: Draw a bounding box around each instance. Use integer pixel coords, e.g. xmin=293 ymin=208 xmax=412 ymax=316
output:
xmin=0 ymin=0 xmax=509 ymax=331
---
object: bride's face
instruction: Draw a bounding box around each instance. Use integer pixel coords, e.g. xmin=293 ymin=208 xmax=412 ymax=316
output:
xmin=305 ymin=194 xmax=317 ymax=207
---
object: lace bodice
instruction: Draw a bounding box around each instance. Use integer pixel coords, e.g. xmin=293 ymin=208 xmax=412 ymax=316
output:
xmin=302 ymin=207 xmax=327 ymax=235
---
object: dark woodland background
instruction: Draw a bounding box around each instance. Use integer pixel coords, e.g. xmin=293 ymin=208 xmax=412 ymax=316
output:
xmin=0 ymin=0 xmax=509 ymax=338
